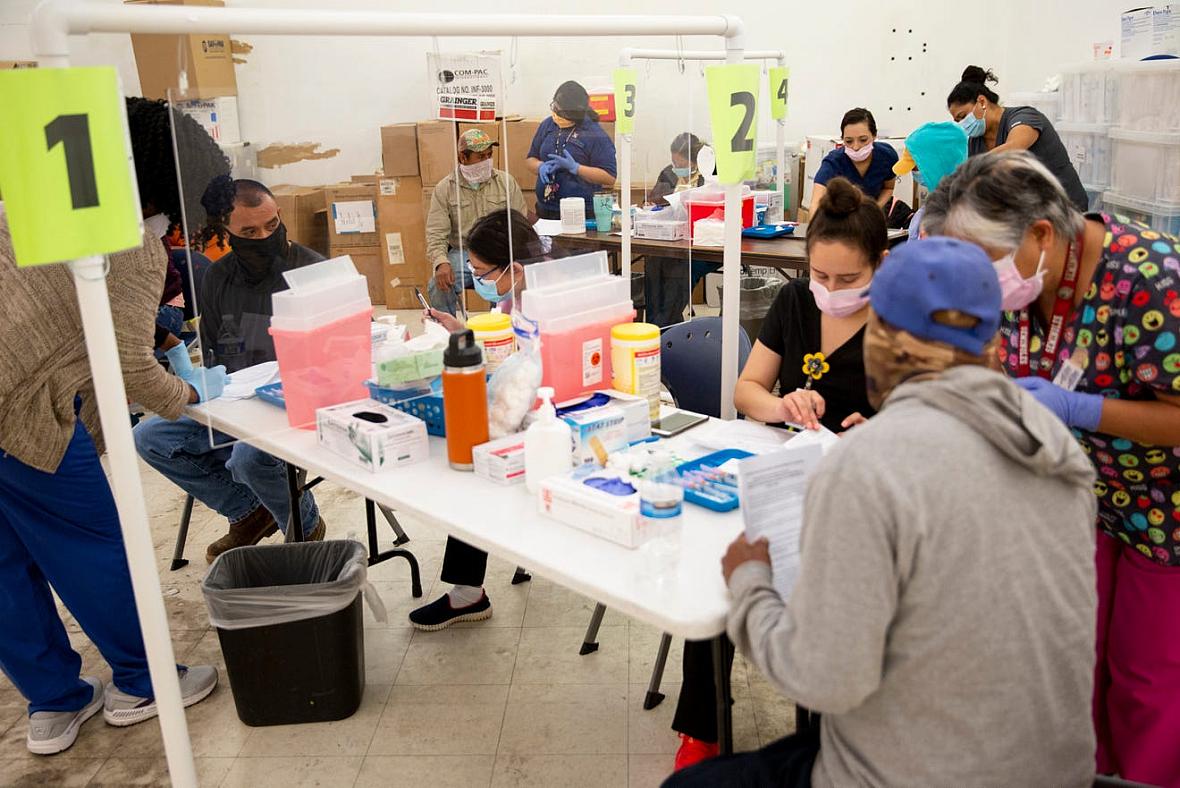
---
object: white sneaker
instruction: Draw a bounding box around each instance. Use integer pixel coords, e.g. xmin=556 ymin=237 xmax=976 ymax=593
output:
xmin=26 ymin=677 xmax=104 ymax=755
xmin=103 ymin=666 xmax=218 ymax=727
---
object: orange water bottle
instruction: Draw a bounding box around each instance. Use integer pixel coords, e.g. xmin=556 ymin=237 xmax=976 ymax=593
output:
xmin=442 ymin=329 xmax=489 ymax=470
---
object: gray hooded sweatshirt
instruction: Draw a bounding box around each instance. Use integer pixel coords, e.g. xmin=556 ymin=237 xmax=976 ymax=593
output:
xmin=728 ymin=365 xmax=1097 ymax=788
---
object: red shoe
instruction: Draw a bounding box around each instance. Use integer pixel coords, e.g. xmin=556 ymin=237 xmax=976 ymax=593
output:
xmin=674 ymin=733 xmax=720 ymax=771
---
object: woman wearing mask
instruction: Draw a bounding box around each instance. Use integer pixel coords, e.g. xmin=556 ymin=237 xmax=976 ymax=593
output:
xmin=526 ymin=80 xmax=617 ymax=221
xmin=922 ymin=151 xmax=1180 ymax=788
xmin=947 ymin=66 xmax=1089 ymax=212
xmin=412 ymin=209 xmax=548 ymax=630
xmin=645 ymin=132 xmax=718 ymax=328
xmin=671 ymin=177 xmax=888 ymax=771
xmin=808 ymin=108 xmax=898 ymax=213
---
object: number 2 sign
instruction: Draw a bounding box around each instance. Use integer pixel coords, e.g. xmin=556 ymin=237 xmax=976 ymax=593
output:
xmin=705 ymin=64 xmax=761 ymax=184
xmin=0 ymin=67 xmax=142 ymax=267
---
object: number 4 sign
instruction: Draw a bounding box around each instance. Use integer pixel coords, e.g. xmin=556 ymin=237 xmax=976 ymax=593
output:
xmin=0 ymin=67 xmax=142 ymax=267
xmin=769 ymin=66 xmax=790 ymax=121
xmin=705 ymin=64 xmax=761 ymax=185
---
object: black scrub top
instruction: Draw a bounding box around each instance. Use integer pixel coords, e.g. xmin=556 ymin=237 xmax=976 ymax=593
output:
xmin=757 ymin=278 xmax=875 ymax=432
xmin=968 ymin=106 xmax=1089 ymax=212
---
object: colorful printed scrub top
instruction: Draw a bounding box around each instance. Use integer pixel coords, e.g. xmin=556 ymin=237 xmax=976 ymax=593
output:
xmin=997 ymin=212 xmax=1180 ymax=566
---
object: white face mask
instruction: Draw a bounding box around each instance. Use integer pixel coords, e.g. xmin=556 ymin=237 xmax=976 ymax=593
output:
xmin=809 ymin=279 xmax=870 ymax=317
xmin=993 ymin=250 xmax=1046 ymax=311
xmin=459 ymin=158 xmax=494 ymax=184
xmin=844 ymin=143 xmax=874 ymax=163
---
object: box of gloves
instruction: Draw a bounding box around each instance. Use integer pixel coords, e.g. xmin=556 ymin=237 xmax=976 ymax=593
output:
xmin=316 ymin=399 xmax=428 ymax=472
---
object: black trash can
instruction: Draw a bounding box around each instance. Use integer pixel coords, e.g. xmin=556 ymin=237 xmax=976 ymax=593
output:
xmin=202 ymin=540 xmax=368 ymax=727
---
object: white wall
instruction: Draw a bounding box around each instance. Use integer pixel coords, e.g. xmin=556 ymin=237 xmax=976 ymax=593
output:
xmin=2 ymin=0 xmax=1132 ymax=187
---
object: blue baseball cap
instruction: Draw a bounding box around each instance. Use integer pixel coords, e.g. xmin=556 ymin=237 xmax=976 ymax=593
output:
xmin=869 ymin=237 xmax=1001 ymax=355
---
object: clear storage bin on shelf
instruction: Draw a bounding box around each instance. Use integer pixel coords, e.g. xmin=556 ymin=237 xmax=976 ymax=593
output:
xmin=1109 ymin=128 xmax=1180 ymax=203
xmin=1060 ymin=63 xmax=1119 ymax=125
xmin=1056 ymin=122 xmax=1112 ymax=188
xmin=1008 ymin=91 xmax=1062 ymax=122
xmin=1101 ymin=190 xmax=1180 ymax=236
xmin=1082 ymin=184 xmax=1105 ymax=213
xmin=523 ymin=251 xmax=609 ymax=291
xmin=1114 ymin=59 xmax=1180 ymax=133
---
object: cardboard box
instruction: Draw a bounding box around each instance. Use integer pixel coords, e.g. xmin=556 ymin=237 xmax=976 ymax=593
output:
xmin=126 ymin=0 xmax=237 ymax=100
xmin=503 ymin=118 xmax=543 ymax=190
xmin=327 ymin=244 xmax=385 ymax=305
xmin=457 ymin=122 xmax=503 ymax=169
xmin=381 ymin=123 xmax=419 ymax=177
xmin=539 ymin=470 xmax=670 ymax=549
xmin=316 ymin=399 xmax=428 ymax=472
xmin=175 ymin=96 xmax=240 ymax=144
xmin=375 ymin=176 xmax=430 ymax=303
xmin=385 ymin=285 xmax=425 ymax=310
xmin=324 ymin=182 xmax=379 ymax=249
xmin=558 ymin=404 xmax=628 ymax=465
xmin=473 ymin=433 xmax=527 ymax=485
xmin=0 ymin=61 xmax=37 ymax=69
xmin=271 ymin=184 xmax=327 ymax=257
xmin=416 ymin=121 xmax=457 ymax=187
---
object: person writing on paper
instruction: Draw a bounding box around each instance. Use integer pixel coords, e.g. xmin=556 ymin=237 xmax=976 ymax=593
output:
xmin=526 ymin=80 xmax=617 ymax=221
xmin=921 ymin=151 xmax=1180 ymax=786
xmin=668 ymin=238 xmax=1098 ymax=787
xmin=890 ymin=121 xmax=968 ymax=240
xmin=135 ymin=178 xmax=327 ymax=565
xmin=947 ymin=65 xmax=1088 ymax=212
xmin=0 ymin=97 xmax=226 ymax=756
xmin=427 ymin=129 xmax=527 ymax=317
xmin=807 ymin=108 xmax=898 ymax=214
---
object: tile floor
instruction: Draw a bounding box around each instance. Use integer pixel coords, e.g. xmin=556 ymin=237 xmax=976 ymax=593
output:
xmin=0 ymin=309 xmax=795 ymax=788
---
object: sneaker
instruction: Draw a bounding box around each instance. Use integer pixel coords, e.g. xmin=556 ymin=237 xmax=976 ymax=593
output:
xmin=206 ymin=507 xmax=278 ymax=564
xmin=408 ymin=593 xmax=492 ymax=631
xmin=26 ymin=677 xmax=103 ymax=755
xmin=673 ymin=734 xmax=719 ymax=771
xmin=103 ymin=666 xmax=218 ymax=727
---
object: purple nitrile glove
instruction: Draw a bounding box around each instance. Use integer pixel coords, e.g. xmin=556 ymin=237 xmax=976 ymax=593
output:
xmin=1015 ymin=376 xmax=1103 ymax=431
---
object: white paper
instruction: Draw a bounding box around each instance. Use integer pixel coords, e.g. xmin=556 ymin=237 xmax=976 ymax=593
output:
xmin=218 ymin=361 xmax=279 ymax=401
xmin=689 ymin=419 xmax=794 ymax=455
xmin=332 ymin=200 xmax=376 ymax=234
xmin=426 ymin=50 xmax=502 ymax=121
xmin=532 ymin=218 xmax=565 ymax=237
xmin=782 ymin=425 xmax=840 ymax=455
xmin=738 ymin=445 xmax=822 ymax=600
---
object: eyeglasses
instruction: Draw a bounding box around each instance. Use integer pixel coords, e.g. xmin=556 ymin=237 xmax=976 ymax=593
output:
xmin=467 ymin=261 xmax=507 ymax=285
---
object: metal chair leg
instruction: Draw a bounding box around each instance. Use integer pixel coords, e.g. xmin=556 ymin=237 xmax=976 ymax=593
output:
xmin=643 ymin=633 xmax=673 ymax=710
xmin=580 ymin=603 xmax=607 ymax=655
xmin=365 ymin=499 xmax=423 ymax=598
xmin=376 ymin=504 xmax=410 ymax=546
xmin=511 ymin=567 xmax=532 ymax=584
xmin=170 ymin=494 xmax=195 ymax=571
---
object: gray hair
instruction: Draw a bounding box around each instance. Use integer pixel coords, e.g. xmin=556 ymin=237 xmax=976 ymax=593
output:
xmin=919 ymin=151 xmax=1084 ymax=252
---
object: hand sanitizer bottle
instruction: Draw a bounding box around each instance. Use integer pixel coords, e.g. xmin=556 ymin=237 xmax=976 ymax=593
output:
xmin=525 ymin=387 xmax=572 ymax=494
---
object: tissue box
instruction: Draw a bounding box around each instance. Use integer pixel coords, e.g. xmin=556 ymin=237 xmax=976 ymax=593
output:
xmin=561 ymin=405 xmax=628 ymax=464
xmin=538 ymin=470 xmax=665 ymax=549
xmin=474 ymin=433 xmax=527 ymax=485
xmin=316 ymin=399 xmax=428 ymax=472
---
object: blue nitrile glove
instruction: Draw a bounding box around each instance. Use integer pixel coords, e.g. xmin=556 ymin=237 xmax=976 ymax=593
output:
xmin=1015 ymin=377 xmax=1103 ymax=431
xmin=164 ymin=342 xmax=194 ymax=377
xmin=547 ymin=150 xmax=581 ymax=176
xmin=538 ymin=159 xmax=559 ymax=184
xmin=184 ymin=365 xmax=229 ymax=403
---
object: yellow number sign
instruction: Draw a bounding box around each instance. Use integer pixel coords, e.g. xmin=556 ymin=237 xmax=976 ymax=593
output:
xmin=0 ymin=67 xmax=141 ymax=267
xmin=613 ymin=67 xmax=637 ymax=135
xmin=769 ymin=67 xmax=790 ymax=120
xmin=705 ymin=64 xmax=761 ymax=184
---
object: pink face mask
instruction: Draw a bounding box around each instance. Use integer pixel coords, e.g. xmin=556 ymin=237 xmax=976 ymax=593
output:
xmin=993 ymin=250 xmax=1046 ymax=311
xmin=844 ymin=143 xmax=874 ymax=163
xmin=810 ymin=279 xmax=870 ymax=317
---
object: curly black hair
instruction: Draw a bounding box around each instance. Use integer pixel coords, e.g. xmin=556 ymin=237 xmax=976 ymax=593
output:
xmin=124 ymin=97 xmax=231 ymax=240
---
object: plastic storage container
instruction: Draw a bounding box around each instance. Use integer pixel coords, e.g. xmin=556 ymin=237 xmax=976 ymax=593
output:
xmin=1009 ymin=91 xmax=1062 ymax=122
xmin=1102 ymin=190 xmax=1180 ymax=236
xmin=611 ymin=322 xmax=661 ymax=422
xmin=521 ymin=276 xmax=630 ymax=322
xmin=539 ymin=302 xmax=635 ymax=403
xmin=270 ymin=307 xmax=372 ymax=429
xmin=1109 ymin=128 xmax=1180 ymax=203
xmin=1060 ymin=62 xmax=1119 ymax=125
xmin=202 ymin=540 xmax=368 ymax=727
xmin=467 ymin=311 xmax=515 ymax=375
xmin=1114 ymin=59 xmax=1180 ymax=133
xmin=524 ymin=252 xmax=609 ymax=291
xmin=1056 ymin=121 xmax=1112 ymax=188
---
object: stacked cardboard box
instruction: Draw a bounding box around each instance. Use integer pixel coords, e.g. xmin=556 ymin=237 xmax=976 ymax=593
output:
xmin=125 ymin=0 xmax=237 ymax=100
xmin=375 ymin=176 xmax=432 ymax=309
xmin=270 ymin=185 xmax=327 ymax=258
xmin=323 ymin=182 xmax=383 ymax=304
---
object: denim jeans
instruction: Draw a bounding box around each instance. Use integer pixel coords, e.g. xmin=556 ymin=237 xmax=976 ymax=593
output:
xmin=133 ymin=416 xmax=318 ymax=535
xmin=426 ymin=248 xmax=473 ymax=316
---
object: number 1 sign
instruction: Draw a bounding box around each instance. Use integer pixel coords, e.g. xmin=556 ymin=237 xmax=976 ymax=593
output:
xmin=705 ymin=64 xmax=761 ymax=185
xmin=0 ymin=67 xmax=142 ymax=267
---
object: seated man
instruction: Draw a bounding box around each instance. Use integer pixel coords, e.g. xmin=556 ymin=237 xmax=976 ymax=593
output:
xmin=134 ymin=178 xmax=327 ymax=562
xmin=427 ymin=129 xmax=526 ymax=316
xmin=668 ymin=238 xmax=1097 ymax=788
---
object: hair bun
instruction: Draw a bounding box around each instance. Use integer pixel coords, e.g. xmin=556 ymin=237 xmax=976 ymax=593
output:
xmin=819 ymin=177 xmax=864 ymax=218
xmin=961 ymin=65 xmax=998 ymax=85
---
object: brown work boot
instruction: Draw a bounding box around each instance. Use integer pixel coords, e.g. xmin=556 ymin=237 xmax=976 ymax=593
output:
xmin=303 ymin=517 xmax=326 ymax=542
xmin=205 ymin=507 xmax=278 ymax=564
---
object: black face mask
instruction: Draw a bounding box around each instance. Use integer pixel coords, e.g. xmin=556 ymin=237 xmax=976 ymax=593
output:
xmin=229 ymin=223 xmax=288 ymax=284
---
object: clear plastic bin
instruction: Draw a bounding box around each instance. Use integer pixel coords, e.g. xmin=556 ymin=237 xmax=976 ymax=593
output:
xmin=523 ymin=251 xmax=609 ymax=291
xmin=1009 ymin=91 xmax=1062 ymax=122
xmin=521 ymin=275 xmax=631 ymax=322
xmin=1109 ymin=128 xmax=1180 ymax=203
xmin=1060 ymin=63 xmax=1119 ymax=125
xmin=1102 ymin=190 xmax=1180 ymax=236
xmin=1056 ymin=122 xmax=1112 ymax=188
xmin=271 ymin=278 xmax=368 ymax=323
xmin=1082 ymin=184 xmax=1106 ymax=213
xmin=1114 ymin=59 xmax=1180 ymax=133
xmin=270 ymin=307 xmax=373 ymax=429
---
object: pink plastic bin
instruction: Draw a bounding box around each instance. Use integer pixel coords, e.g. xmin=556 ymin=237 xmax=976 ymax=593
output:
xmin=269 ymin=308 xmax=373 ymax=429
xmin=539 ymin=303 xmax=636 ymax=404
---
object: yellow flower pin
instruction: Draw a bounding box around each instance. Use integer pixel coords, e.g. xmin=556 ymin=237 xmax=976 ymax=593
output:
xmin=802 ymin=352 xmax=829 ymax=381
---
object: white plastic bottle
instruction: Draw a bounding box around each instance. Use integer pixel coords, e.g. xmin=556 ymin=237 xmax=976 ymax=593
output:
xmin=525 ymin=387 xmax=572 ymax=494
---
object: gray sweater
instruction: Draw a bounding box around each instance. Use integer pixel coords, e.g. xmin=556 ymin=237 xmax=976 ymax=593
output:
xmin=728 ymin=365 xmax=1097 ymax=788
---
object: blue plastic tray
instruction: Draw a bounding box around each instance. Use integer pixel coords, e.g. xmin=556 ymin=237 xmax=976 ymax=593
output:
xmin=366 ymin=382 xmax=446 ymax=437
xmin=674 ymin=448 xmax=752 ymax=512
xmin=255 ymin=381 xmax=286 ymax=408
xmin=742 ymin=224 xmax=796 ymax=239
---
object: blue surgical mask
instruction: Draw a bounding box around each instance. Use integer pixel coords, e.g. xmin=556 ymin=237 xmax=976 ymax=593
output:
xmin=469 ymin=263 xmax=510 ymax=303
xmin=912 ymin=169 xmax=927 ymax=189
xmin=958 ymin=107 xmax=985 ymax=138
xmin=671 ymin=166 xmax=692 ymax=179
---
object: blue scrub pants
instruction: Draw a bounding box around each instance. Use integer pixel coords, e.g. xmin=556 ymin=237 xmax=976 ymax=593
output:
xmin=0 ymin=419 xmax=155 ymax=713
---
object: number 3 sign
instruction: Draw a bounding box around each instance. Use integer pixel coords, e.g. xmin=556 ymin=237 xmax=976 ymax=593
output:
xmin=0 ymin=67 xmax=142 ymax=267
xmin=705 ymin=64 xmax=761 ymax=185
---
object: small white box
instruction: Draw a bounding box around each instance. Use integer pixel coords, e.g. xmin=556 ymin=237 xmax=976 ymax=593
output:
xmin=597 ymin=390 xmax=652 ymax=443
xmin=316 ymin=399 xmax=428 ymax=472
xmin=539 ymin=471 xmax=667 ymax=548
xmin=175 ymin=96 xmax=241 ymax=145
xmin=559 ymin=404 xmax=628 ymax=464
xmin=633 ymin=217 xmax=688 ymax=241
xmin=473 ymin=433 xmax=527 ymax=485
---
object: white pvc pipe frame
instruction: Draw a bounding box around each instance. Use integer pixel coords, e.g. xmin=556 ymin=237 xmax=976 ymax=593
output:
xmin=28 ymin=2 xmax=746 ymax=786
xmin=617 ymin=47 xmax=786 ymax=421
